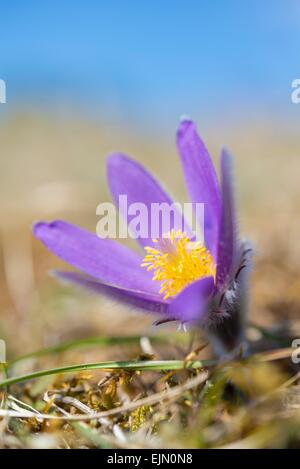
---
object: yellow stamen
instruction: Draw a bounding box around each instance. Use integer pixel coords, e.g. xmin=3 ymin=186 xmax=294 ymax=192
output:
xmin=141 ymin=229 xmax=216 ymax=299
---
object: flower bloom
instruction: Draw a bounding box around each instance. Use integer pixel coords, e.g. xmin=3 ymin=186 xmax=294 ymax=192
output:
xmin=33 ymin=119 xmax=251 ymax=354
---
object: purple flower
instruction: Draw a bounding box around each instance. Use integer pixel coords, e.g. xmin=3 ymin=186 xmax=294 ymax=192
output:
xmin=33 ymin=119 xmax=251 ymax=354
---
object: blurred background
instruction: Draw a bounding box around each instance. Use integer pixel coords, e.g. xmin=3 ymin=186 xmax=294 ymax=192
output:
xmin=1 ymin=0 xmax=300 ymax=357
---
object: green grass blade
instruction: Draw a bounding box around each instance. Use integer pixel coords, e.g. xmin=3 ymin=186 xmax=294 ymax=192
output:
xmin=248 ymin=322 xmax=290 ymax=346
xmin=71 ymin=422 xmax=111 ymax=449
xmin=0 ymin=359 xmax=214 ymax=388
xmin=9 ymin=335 xmax=168 ymax=366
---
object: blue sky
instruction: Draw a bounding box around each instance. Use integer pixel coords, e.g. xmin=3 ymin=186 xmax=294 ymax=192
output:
xmin=1 ymin=0 xmax=300 ymax=126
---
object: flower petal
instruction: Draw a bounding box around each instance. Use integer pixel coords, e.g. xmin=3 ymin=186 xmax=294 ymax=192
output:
xmin=216 ymin=149 xmax=237 ymax=289
xmin=176 ymin=119 xmax=221 ymax=258
xmin=33 ymin=220 xmax=159 ymax=294
xmin=168 ymin=276 xmax=215 ymax=322
xmin=54 ymin=270 xmax=169 ymax=315
xmin=107 ymin=153 xmax=193 ymax=248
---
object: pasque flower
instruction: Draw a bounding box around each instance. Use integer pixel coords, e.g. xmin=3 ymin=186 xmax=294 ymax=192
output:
xmin=33 ymin=119 xmax=251 ymax=354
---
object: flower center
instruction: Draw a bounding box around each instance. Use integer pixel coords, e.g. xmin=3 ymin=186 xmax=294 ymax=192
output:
xmin=141 ymin=229 xmax=216 ymax=299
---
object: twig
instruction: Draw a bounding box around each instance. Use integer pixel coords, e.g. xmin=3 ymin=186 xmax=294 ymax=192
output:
xmin=0 ymin=370 xmax=208 ymax=421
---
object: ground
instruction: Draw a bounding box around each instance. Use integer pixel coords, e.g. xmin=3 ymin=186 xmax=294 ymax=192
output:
xmin=0 ymin=113 xmax=300 ymax=448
